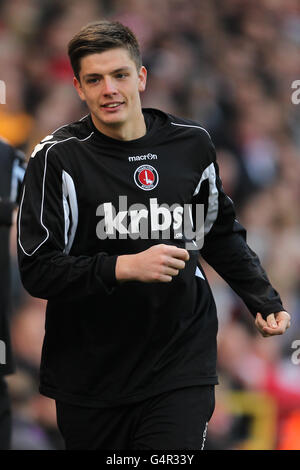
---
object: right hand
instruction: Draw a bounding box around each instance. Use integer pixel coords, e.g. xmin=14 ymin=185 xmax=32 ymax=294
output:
xmin=116 ymin=244 xmax=190 ymax=283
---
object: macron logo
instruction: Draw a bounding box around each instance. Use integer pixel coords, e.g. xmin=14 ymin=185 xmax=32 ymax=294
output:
xmin=128 ymin=153 xmax=158 ymax=162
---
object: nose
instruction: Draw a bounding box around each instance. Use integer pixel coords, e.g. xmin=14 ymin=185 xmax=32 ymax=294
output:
xmin=102 ymin=77 xmax=117 ymax=96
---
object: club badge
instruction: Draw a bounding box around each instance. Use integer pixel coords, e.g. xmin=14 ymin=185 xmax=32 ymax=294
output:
xmin=134 ymin=164 xmax=159 ymax=191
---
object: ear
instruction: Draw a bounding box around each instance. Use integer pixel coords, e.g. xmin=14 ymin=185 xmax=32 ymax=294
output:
xmin=73 ymin=76 xmax=86 ymax=102
xmin=138 ymin=66 xmax=147 ymax=93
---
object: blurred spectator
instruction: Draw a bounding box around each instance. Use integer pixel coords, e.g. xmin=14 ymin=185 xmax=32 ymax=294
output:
xmin=0 ymin=138 xmax=25 ymax=449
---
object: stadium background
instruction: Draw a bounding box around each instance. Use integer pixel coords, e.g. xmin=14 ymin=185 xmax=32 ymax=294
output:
xmin=1 ymin=0 xmax=300 ymax=450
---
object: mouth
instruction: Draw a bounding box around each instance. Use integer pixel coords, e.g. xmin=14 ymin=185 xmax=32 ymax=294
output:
xmin=100 ymin=102 xmax=125 ymax=112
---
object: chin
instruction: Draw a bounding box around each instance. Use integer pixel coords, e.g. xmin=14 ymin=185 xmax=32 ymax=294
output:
xmin=103 ymin=118 xmax=125 ymax=127
xmin=99 ymin=114 xmax=126 ymax=126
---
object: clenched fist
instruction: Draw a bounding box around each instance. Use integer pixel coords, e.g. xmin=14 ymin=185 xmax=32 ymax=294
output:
xmin=116 ymin=244 xmax=190 ymax=283
xmin=255 ymin=311 xmax=291 ymax=337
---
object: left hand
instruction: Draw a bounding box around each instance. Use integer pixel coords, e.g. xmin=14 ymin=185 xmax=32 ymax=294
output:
xmin=255 ymin=311 xmax=291 ymax=337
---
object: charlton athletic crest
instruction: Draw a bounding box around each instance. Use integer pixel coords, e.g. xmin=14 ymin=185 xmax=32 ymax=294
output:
xmin=134 ymin=164 xmax=159 ymax=191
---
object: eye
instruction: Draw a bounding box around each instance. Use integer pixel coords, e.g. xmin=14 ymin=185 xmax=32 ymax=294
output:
xmin=86 ymin=78 xmax=100 ymax=84
xmin=115 ymin=73 xmax=128 ymax=79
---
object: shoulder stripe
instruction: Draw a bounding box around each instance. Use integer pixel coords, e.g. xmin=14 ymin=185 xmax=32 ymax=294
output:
xmin=62 ymin=170 xmax=78 ymax=255
xmin=170 ymin=122 xmax=211 ymax=139
xmin=194 ymin=162 xmax=219 ymax=236
xmin=18 ymin=131 xmax=94 ymax=257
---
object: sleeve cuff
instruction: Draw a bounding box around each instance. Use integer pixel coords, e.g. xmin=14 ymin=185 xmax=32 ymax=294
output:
xmin=259 ymin=303 xmax=285 ymax=320
xmin=100 ymin=254 xmax=119 ymax=292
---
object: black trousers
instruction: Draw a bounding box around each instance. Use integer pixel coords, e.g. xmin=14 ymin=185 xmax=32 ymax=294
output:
xmin=55 ymin=385 xmax=215 ymax=450
xmin=0 ymin=376 xmax=11 ymax=450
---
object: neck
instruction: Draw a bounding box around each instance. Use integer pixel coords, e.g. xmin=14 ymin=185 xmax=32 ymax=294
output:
xmin=91 ymin=110 xmax=146 ymax=141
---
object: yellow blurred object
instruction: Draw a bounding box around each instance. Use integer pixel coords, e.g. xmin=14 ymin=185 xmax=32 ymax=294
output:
xmin=224 ymin=391 xmax=277 ymax=450
xmin=0 ymin=109 xmax=33 ymax=147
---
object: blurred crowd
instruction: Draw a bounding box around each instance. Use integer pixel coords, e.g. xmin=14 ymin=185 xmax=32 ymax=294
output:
xmin=1 ymin=0 xmax=300 ymax=450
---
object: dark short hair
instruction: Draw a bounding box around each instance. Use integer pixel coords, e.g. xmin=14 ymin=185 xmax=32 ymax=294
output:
xmin=68 ymin=20 xmax=142 ymax=80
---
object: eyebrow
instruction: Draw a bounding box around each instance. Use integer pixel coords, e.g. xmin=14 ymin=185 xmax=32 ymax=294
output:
xmin=83 ymin=67 xmax=131 ymax=80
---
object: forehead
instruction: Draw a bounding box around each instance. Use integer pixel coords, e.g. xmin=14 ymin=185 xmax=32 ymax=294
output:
xmin=79 ymin=48 xmax=136 ymax=76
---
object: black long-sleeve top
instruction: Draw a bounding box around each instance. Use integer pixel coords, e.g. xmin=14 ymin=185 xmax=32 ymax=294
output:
xmin=17 ymin=109 xmax=284 ymax=406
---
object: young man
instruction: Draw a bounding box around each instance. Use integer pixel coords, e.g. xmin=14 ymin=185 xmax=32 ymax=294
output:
xmin=17 ymin=21 xmax=290 ymax=450
xmin=0 ymin=137 xmax=25 ymax=449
